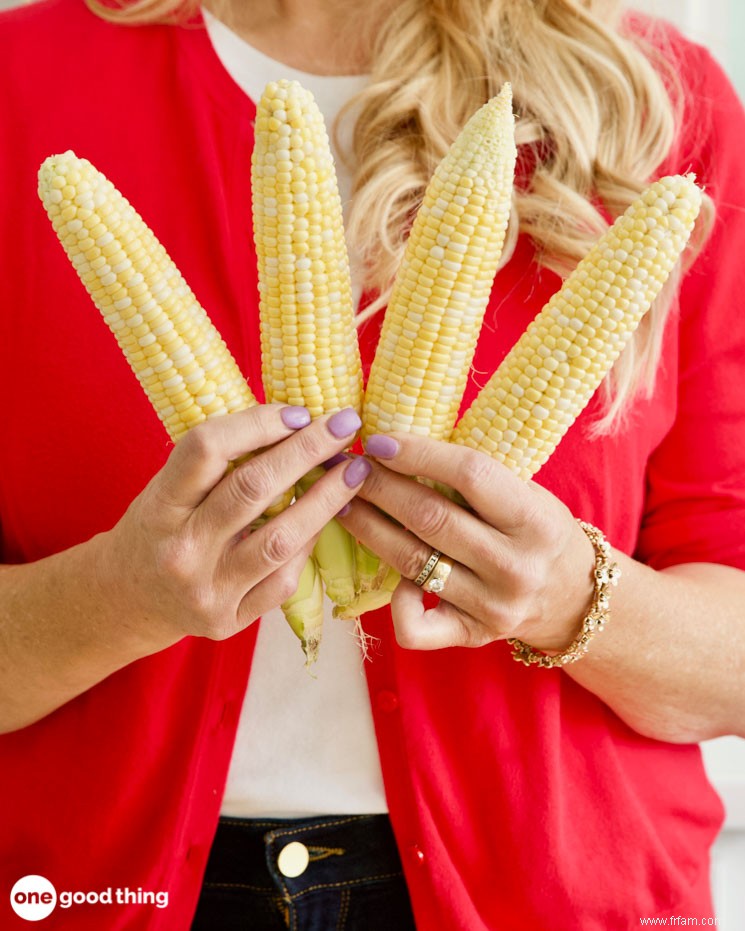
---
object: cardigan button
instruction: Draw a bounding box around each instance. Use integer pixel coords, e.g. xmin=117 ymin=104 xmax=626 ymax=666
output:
xmin=408 ymin=844 xmax=426 ymax=867
xmin=375 ymin=690 xmax=399 ymax=713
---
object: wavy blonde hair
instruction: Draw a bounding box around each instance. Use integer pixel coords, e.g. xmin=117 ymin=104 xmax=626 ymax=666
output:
xmin=86 ymin=0 xmax=712 ymax=429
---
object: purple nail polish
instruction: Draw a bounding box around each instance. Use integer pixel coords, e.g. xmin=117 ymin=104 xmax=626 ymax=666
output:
xmin=336 ymin=503 xmax=352 ymax=518
xmin=365 ymin=434 xmax=400 ymax=459
xmin=343 ymin=456 xmax=372 ymax=488
xmin=322 ymin=452 xmax=349 ymax=470
xmin=281 ymin=406 xmax=311 ymax=429
xmin=327 ymin=408 xmax=362 ymax=439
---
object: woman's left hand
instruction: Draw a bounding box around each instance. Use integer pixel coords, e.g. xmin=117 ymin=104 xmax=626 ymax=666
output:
xmin=337 ymin=432 xmax=598 ymax=652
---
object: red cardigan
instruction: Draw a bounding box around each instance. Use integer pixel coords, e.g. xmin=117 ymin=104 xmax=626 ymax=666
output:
xmin=1 ymin=1 xmax=744 ymax=928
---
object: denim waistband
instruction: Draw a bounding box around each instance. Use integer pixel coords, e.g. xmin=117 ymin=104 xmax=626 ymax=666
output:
xmin=203 ymin=814 xmax=404 ymax=895
xmin=194 ymin=814 xmax=416 ymax=930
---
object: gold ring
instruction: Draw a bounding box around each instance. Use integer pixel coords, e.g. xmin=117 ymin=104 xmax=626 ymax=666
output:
xmin=422 ymin=556 xmax=453 ymax=594
xmin=413 ymin=549 xmax=442 ymax=587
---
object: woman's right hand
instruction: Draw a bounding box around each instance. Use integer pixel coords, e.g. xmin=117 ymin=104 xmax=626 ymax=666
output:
xmin=1 ymin=403 xmax=369 ymax=733
xmin=98 ymin=403 xmax=367 ymax=648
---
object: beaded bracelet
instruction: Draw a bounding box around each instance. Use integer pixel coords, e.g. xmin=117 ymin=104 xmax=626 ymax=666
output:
xmin=508 ymin=520 xmax=620 ymax=668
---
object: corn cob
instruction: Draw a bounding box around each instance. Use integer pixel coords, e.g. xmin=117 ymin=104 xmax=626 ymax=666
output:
xmin=338 ymin=84 xmax=516 ymax=617
xmin=361 ymin=83 xmax=516 ymax=443
xmin=38 ymin=151 xmax=257 ymax=441
xmin=37 ymin=151 xmax=321 ymax=662
xmin=252 ymin=78 xmax=362 ymax=418
xmin=450 ymin=174 xmax=702 ymax=478
xmin=252 ymin=79 xmax=362 ymax=618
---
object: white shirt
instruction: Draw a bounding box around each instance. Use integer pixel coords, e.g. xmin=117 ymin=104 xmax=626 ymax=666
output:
xmin=204 ymin=10 xmax=388 ymax=818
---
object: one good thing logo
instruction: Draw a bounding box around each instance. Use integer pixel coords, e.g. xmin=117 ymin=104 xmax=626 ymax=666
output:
xmin=9 ymin=875 xmax=169 ymax=921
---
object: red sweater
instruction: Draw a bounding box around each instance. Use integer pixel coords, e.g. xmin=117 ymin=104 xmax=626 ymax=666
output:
xmin=1 ymin=2 xmax=744 ymax=928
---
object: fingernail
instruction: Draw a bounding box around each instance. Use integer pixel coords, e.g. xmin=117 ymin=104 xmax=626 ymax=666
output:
xmin=281 ymin=406 xmax=311 ymax=429
xmin=365 ymin=434 xmax=399 ymax=459
xmin=343 ymin=456 xmax=372 ymax=488
xmin=322 ymin=452 xmax=349 ymax=470
xmin=336 ymin=503 xmax=352 ymax=518
xmin=327 ymin=408 xmax=362 ymax=439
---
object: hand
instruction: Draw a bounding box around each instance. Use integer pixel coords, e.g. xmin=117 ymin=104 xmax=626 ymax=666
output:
xmin=97 ymin=405 xmax=369 ymax=646
xmin=337 ymin=432 xmax=597 ymax=651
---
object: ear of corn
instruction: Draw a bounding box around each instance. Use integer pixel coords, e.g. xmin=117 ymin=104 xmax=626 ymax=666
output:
xmin=361 ymin=83 xmax=516 ymax=443
xmin=252 ymin=79 xmax=363 ymax=622
xmin=339 ymin=84 xmax=516 ymax=618
xmin=450 ymin=174 xmax=702 ymax=478
xmin=38 ymin=152 xmax=257 ymax=442
xmin=38 ymin=150 xmax=323 ymax=662
xmin=252 ymin=78 xmax=362 ymax=419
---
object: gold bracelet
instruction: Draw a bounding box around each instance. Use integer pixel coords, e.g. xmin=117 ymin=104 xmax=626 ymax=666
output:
xmin=508 ymin=520 xmax=620 ymax=668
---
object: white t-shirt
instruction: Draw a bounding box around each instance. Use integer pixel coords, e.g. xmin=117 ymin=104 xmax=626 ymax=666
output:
xmin=203 ymin=10 xmax=388 ymax=818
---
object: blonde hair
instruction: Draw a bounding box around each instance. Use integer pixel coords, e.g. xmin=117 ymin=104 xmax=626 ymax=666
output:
xmin=86 ymin=0 xmax=713 ymax=429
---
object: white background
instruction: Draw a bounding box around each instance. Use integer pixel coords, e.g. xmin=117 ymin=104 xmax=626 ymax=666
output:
xmin=0 ymin=0 xmax=743 ymax=926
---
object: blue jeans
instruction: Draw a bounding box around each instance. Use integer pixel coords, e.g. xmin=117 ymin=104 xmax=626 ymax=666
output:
xmin=191 ymin=814 xmax=417 ymax=930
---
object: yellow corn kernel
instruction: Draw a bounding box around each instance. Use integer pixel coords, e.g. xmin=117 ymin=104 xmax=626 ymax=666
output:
xmin=451 ymin=174 xmax=703 ymax=478
xmin=38 ymin=151 xmax=257 ymax=441
xmin=39 ymin=150 xmax=323 ymax=664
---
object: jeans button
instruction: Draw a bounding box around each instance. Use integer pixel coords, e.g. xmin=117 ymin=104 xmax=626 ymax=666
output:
xmin=277 ymin=841 xmax=310 ymax=878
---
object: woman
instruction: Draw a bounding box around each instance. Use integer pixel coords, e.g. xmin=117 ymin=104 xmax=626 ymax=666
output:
xmin=0 ymin=0 xmax=743 ymax=928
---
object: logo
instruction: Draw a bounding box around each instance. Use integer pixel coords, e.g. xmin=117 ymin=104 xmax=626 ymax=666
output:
xmin=9 ymin=876 xmax=57 ymax=921
xmin=9 ymin=876 xmax=169 ymax=921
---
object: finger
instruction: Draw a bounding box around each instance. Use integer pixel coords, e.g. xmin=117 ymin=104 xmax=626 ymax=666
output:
xmin=350 ymin=460 xmax=509 ymax=580
xmin=224 ymin=455 xmax=371 ymax=589
xmin=338 ymin=496 xmax=490 ymax=617
xmin=363 ymin=432 xmax=533 ymax=530
xmin=389 ymin=579 xmax=495 ymax=651
xmin=236 ymin=544 xmax=315 ymax=630
xmin=157 ymin=404 xmax=312 ymax=510
xmin=199 ymin=408 xmax=363 ymax=540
